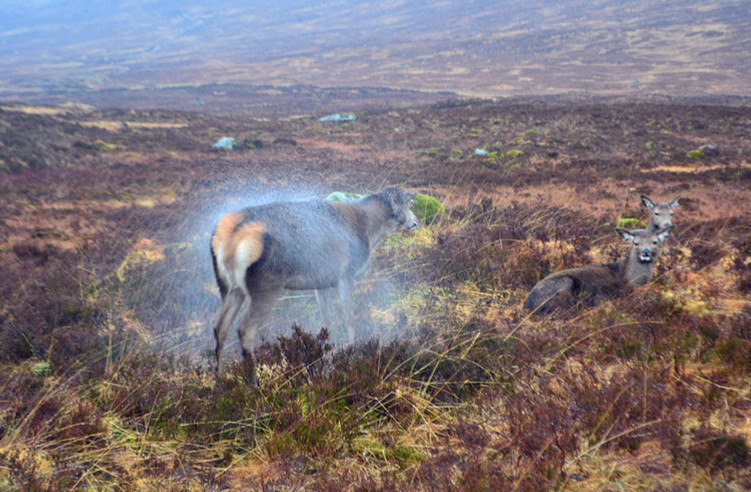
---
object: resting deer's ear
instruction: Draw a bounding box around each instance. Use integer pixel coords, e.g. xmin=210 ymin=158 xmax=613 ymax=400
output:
xmin=616 ymin=227 xmax=635 ymax=243
xmin=657 ymin=225 xmax=674 ymax=242
xmin=669 ymin=195 xmax=681 ymax=208
xmin=641 ymin=195 xmax=655 ymax=210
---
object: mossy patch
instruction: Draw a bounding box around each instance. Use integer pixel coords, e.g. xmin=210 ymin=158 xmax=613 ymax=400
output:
xmin=616 ymin=217 xmax=645 ymax=229
xmin=412 ymin=194 xmax=445 ymax=225
xmin=243 ymin=138 xmax=264 ymax=150
xmin=30 ymin=361 xmax=51 ymax=377
xmin=93 ymin=140 xmax=119 ymax=152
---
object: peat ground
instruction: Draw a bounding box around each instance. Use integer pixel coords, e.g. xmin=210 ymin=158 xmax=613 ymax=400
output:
xmin=1 ymin=96 xmax=750 ymax=489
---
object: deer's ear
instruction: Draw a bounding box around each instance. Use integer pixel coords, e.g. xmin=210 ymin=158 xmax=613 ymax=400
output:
xmin=669 ymin=195 xmax=681 ymax=208
xmin=382 ymin=187 xmax=413 ymax=205
xmin=640 ymin=195 xmax=655 ymax=210
xmin=657 ymin=225 xmax=674 ymax=242
xmin=616 ymin=228 xmax=635 ymax=243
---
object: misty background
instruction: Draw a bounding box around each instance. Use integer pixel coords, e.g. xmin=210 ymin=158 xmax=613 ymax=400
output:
xmin=1 ymin=0 xmax=750 ymax=110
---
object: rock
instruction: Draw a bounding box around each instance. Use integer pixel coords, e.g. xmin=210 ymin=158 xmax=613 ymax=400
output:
xmin=700 ymin=144 xmax=719 ymax=156
xmin=318 ymin=113 xmax=356 ymax=122
xmin=213 ymin=137 xmax=236 ymax=150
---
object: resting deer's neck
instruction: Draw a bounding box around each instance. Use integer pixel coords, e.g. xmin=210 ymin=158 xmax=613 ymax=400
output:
xmin=621 ymin=248 xmax=657 ymax=286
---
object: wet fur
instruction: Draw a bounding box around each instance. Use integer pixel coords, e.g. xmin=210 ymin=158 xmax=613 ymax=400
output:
xmin=210 ymin=188 xmax=418 ymax=376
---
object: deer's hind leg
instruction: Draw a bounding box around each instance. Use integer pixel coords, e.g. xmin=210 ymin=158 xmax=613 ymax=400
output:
xmin=214 ymin=288 xmax=246 ymax=377
xmin=524 ymin=276 xmax=574 ymax=313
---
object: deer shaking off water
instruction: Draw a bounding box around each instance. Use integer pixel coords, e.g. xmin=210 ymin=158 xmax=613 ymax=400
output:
xmin=210 ymin=188 xmax=419 ymax=377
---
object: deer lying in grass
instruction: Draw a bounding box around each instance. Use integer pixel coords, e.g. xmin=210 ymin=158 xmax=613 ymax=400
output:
xmin=523 ymin=226 xmax=673 ymax=312
xmin=641 ymin=194 xmax=680 ymax=233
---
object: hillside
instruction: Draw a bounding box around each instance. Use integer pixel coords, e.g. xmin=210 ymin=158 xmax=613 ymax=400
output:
xmin=1 ymin=0 xmax=750 ymax=111
xmin=1 ymin=97 xmax=750 ymax=489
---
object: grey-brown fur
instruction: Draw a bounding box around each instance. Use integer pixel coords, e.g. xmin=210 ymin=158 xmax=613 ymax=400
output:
xmin=210 ymin=187 xmax=418 ymax=377
xmin=641 ymin=194 xmax=680 ymax=233
xmin=523 ymin=226 xmax=673 ymax=313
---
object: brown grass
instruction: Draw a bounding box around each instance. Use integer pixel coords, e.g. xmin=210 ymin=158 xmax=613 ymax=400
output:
xmin=1 ymin=97 xmax=750 ymax=490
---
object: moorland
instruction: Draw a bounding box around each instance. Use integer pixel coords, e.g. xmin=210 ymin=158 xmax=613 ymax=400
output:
xmin=3 ymin=0 xmax=751 ymax=107
xmin=1 ymin=93 xmax=750 ymax=489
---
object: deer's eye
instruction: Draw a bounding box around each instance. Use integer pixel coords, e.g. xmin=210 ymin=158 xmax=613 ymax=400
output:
xmin=670 ymin=211 xmax=674 ymax=216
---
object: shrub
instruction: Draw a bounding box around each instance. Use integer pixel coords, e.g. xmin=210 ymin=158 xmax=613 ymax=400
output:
xmin=688 ymin=427 xmax=751 ymax=475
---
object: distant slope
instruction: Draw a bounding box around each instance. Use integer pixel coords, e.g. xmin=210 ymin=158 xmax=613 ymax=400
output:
xmin=1 ymin=0 xmax=749 ymax=107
